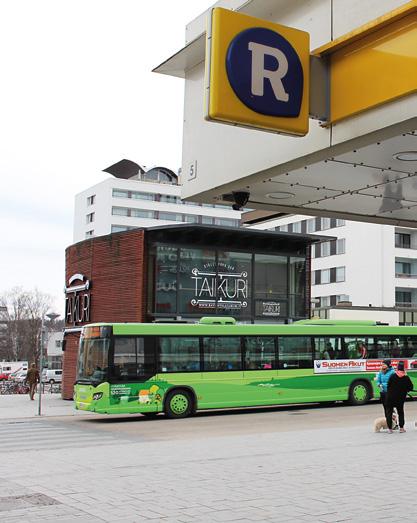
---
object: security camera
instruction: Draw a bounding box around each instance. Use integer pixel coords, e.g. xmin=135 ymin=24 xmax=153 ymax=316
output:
xmin=231 ymin=191 xmax=250 ymax=211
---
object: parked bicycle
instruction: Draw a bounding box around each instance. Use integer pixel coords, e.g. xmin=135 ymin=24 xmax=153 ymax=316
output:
xmin=0 ymin=381 xmax=29 ymax=394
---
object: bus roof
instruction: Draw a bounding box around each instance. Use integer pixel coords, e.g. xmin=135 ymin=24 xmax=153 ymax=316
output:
xmin=82 ymin=319 xmax=415 ymax=337
xmin=293 ymin=319 xmax=387 ymax=326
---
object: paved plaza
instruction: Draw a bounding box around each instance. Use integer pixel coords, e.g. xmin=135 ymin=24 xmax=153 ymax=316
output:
xmin=1 ymin=395 xmax=417 ymax=522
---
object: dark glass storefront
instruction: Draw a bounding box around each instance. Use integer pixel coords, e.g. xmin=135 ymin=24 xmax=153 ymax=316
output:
xmin=146 ymin=225 xmax=322 ymax=323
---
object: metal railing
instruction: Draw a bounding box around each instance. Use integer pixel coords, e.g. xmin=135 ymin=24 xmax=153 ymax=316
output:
xmin=395 ymin=302 xmax=417 ymax=308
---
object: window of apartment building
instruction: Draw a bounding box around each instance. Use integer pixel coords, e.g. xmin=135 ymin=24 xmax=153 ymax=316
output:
xmin=335 ymin=267 xmax=345 ymax=282
xmin=336 ymin=238 xmax=345 ymax=255
xmin=321 ymin=241 xmax=330 ymax=257
xmin=313 ymin=266 xmax=346 ymax=285
xmin=396 ymin=290 xmax=412 ymax=305
xmin=112 ymin=206 xmax=129 ymax=216
xmin=316 ymin=294 xmax=350 ymax=307
xmin=319 ymin=296 xmax=331 ymax=307
xmin=307 ymin=219 xmax=316 ymax=233
xmin=214 ymin=218 xmax=239 ymax=227
xmin=158 ymin=212 xmax=183 ymax=221
xmin=131 ymin=191 xmax=154 ymax=201
xmin=159 ymin=194 xmax=180 ymax=204
xmin=321 ymin=269 xmax=330 ymax=284
xmin=131 ymin=209 xmax=155 ymax=219
xmin=337 ymin=294 xmax=349 ymax=302
xmin=395 ymin=232 xmax=411 ymax=248
xmin=314 ymin=238 xmax=345 ymax=258
xmin=111 ymin=225 xmax=129 ymax=233
xmin=86 ymin=212 xmax=94 ymax=223
xmin=396 ymin=261 xmax=411 ymax=276
xmin=112 ymin=189 xmax=154 ymax=201
xmin=321 ymin=217 xmax=331 ymax=230
xmin=310 ymin=217 xmax=346 ymax=233
xmin=292 ymin=221 xmax=302 ymax=233
xmin=85 ymin=230 xmax=94 ymax=238
xmin=87 ymin=195 xmax=95 ymax=206
xmin=112 ymin=189 xmax=129 ymax=198
xmin=184 ymin=214 xmax=199 ymax=223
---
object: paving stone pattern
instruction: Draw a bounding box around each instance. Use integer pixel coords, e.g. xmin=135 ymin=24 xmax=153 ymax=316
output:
xmin=1 ymin=415 xmax=417 ymax=522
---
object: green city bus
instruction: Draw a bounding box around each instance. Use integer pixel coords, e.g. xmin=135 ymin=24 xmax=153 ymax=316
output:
xmin=74 ymin=317 xmax=417 ymax=418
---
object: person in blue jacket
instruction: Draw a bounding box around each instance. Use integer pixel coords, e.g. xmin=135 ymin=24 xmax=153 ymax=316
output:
xmin=376 ymin=359 xmax=395 ymax=417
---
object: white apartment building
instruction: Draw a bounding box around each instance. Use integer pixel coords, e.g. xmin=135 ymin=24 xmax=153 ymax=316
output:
xmin=73 ymin=165 xmax=241 ymax=243
xmin=46 ymin=331 xmax=64 ymax=369
xmin=248 ymin=215 xmax=417 ymax=325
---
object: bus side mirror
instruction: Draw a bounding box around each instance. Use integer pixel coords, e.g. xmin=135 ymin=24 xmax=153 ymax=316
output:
xmin=62 ymin=340 xmax=66 ymax=352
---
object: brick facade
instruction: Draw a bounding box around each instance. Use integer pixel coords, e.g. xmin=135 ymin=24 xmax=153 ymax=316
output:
xmin=63 ymin=225 xmax=316 ymax=399
xmin=63 ymin=230 xmax=146 ymax=399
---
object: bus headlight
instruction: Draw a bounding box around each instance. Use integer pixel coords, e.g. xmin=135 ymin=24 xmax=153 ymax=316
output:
xmin=93 ymin=393 xmax=103 ymax=401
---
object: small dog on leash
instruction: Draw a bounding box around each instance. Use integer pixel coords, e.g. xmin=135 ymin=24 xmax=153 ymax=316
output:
xmin=374 ymin=410 xmax=399 ymax=432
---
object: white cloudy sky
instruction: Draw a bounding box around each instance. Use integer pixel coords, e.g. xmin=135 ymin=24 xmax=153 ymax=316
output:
xmin=0 ymin=0 xmax=213 ymax=315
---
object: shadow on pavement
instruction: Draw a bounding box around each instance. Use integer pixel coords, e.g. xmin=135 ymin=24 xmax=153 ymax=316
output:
xmin=78 ymin=399 xmax=363 ymax=425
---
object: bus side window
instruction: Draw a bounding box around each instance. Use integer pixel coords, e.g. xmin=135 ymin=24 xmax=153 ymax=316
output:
xmin=404 ymin=336 xmax=417 ymax=357
xmin=278 ymin=336 xmax=312 ymax=369
xmin=313 ymin=337 xmax=346 ymax=360
xmin=342 ymin=337 xmax=367 ymax=359
xmin=202 ymin=337 xmax=242 ymax=371
xmin=158 ymin=337 xmax=200 ymax=372
xmin=244 ymin=337 xmax=276 ymax=370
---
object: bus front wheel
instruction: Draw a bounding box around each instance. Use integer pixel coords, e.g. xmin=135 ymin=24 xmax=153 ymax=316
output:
xmin=348 ymin=381 xmax=371 ymax=406
xmin=164 ymin=389 xmax=193 ymax=419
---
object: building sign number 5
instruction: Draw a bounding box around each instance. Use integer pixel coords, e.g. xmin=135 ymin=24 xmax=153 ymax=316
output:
xmin=188 ymin=160 xmax=197 ymax=181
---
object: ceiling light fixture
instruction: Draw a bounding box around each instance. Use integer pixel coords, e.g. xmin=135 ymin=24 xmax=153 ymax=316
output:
xmin=266 ymin=192 xmax=295 ymax=200
xmin=393 ymin=151 xmax=417 ymax=161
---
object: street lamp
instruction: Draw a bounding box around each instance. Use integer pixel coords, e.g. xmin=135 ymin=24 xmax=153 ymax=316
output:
xmin=38 ymin=312 xmax=60 ymax=416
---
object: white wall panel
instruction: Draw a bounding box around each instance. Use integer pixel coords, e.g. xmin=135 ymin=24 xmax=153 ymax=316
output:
xmin=332 ymin=0 xmax=409 ymax=39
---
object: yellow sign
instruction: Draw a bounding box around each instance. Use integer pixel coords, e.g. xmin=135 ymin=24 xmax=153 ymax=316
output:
xmin=205 ymin=8 xmax=310 ymax=136
xmin=314 ymin=1 xmax=417 ymax=123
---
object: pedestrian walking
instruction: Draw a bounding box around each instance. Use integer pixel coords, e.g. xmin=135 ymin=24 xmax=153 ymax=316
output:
xmin=376 ymin=359 xmax=395 ymax=417
xmin=385 ymin=361 xmax=413 ymax=433
xmin=25 ymin=363 xmax=40 ymax=401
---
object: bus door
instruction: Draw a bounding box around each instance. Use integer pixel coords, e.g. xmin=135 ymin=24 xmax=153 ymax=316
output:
xmin=109 ymin=336 xmax=157 ymax=408
xmin=277 ymin=336 xmax=316 ymax=403
xmin=199 ymin=336 xmax=244 ymax=407
xmin=243 ymin=336 xmax=279 ymax=405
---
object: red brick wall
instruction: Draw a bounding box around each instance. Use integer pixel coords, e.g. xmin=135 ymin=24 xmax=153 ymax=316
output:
xmin=63 ymin=230 xmax=146 ymax=399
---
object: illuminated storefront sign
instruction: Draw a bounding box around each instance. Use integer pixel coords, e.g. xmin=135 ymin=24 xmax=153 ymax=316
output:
xmin=65 ymin=273 xmax=91 ymax=325
xmin=191 ymin=263 xmax=248 ymax=309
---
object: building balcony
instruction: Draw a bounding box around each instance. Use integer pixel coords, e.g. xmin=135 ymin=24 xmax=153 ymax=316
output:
xmin=395 ymin=302 xmax=417 ymax=308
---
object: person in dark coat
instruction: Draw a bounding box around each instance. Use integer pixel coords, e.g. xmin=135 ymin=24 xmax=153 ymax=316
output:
xmin=385 ymin=361 xmax=413 ymax=433
xmin=25 ymin=363 xmax=40 ymax=400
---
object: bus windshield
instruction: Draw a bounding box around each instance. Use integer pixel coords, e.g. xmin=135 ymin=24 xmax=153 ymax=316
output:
xmin=77 ymin=337 xmax=109 ymax=384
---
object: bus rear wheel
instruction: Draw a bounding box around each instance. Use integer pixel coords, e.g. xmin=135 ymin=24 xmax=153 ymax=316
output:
xmin=349 ymin=381 xmax=371 ymax=406
xmin=164 ymin=389 xmax=193 ymax=419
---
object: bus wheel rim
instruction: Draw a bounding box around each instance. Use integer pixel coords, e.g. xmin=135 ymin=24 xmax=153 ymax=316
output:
xmin=353 ymin=384 xmax=367 ymax=402
xmin=170 ymin=394 xmax=188 ymax=415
